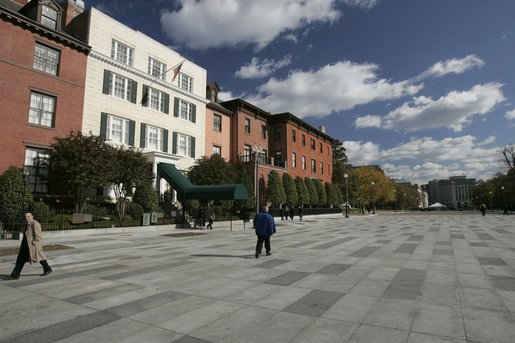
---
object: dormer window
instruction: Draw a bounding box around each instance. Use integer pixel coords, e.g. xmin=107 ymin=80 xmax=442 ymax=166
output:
xmin=41 ymin=5 xmax=57 ymax=29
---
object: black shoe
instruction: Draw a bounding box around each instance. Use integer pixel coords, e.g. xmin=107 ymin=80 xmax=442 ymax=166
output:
xmin=40 ymin=269 xmax=52 ymax=277
xmin=266 ymin=252 xmax=272 ymax=256
xmin=10 ymin=274 xmax=19 ymax=280
xmin=255 ymin=252 xmax=259 ymax=258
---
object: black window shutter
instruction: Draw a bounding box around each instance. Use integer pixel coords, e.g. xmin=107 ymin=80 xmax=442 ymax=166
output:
xmin=142 ymin=85 xmax=149 ymax=107
xmin=172 ymin=132 xmax=177 ymax=154
xmin=129 ymin=120 xmax=135 ymax=146
xmin=102 ymin=70 xmax=111 ymax=95
xmin=173 ymin=97 xmax=179 ymax=117
xmin=130 ymin=80 xmax=137 ymax=104
xmin=100 ymin=113 xmax=108 ymax=140
xmin=191 ymin=104 xmax=196 ymax=123
xmin=164 ymin=93 xmax=170 ymax=114
xmin=163 ymin=129 xmax=169 ymax=152
xmin=190 ymin=136 xmax=195 ymax=158
xmin=140 ymin=123 xmax=146 ymax=148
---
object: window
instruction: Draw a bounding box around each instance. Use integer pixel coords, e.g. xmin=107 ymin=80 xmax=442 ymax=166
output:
xmin=178 ymin=99 xmax=194 ymax=121
xmin=261 ymin=125 xmax=267 ymax=139
xmin=24 ymin=148 xmax=49 ymax=193
xmin=243 ymin=144 xmax=251 ymax=162
xmin=311 ymin=158 xmax=316 ymax=172
xmin=105 ymin=72 xmax=134 ymax=101
xmin=320 ymin=142 xmax=323 ymax=153
xmin=150 ymin=88 xmax=167 ymax=112
xmin=302 ymin=156 xmax=306 ymax=170
xmin=107 ymin=115 xmax=131 ymax=144
xmin=320 ymin=161 xmax=324 ymax=174
xmin=29 ymin=92 xmax=55 ymax=127
xmin=310 ymin=138 xmax=316 ymax=150
xmin=41 ymin=5 xmax=57 ymax=29
xmin=292 ymin=129 xmax=296 ymax=143
xmin=33 ymin=43 xmax=59 ymax=75
xmin=274 ymin=128 xmax=281 ymax=140
xmin=213 ymin=145 xmax=221 ymax=155
xmin=177 ymin=133 xmax=194 ymax=157
xmin=302 ymin=134 xmax=306 ymax=146
xmin=145 ymin=125 xmax=164 ymax=151
xmin=148 ymin=57 xmax=166 ymax=80
xmin=178 ymin=74 xmax=193 ymax=92
xmin=244 ymin=118 xmax=251 ymax=134
xmin=213 ymin=114 xmax=222 ymax=132
xmin=292 ymin=152 xmax=297 ymax=168
xmin=274 ymin=151 xmax=282 ymax=162
xmin=111 ymin=39 xmax=134 ymax=66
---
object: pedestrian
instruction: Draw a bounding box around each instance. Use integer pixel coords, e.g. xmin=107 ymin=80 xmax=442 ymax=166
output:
xmin=253 ymin=205 xmax=276 ymax=258
xmin=289 ymin=206 xmax=294 ymax=220
xmin=480 ymin=204 xmax=486 ymax=217
xmin=284 ymin=205 xmax=289 ymax=220
xmin=297 ymin=205 xmax=303 ymax=221
xmin=10 ymin=212 xmax=52 ymax=280
xmin=207 ymin=207 xmax=215 ymax=230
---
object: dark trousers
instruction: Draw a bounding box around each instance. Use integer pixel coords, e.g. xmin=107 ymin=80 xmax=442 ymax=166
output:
xmin=256 ymin=235 xmax=271 ymax=254
xmin=11 ymin=237 xmax=51 ymax=278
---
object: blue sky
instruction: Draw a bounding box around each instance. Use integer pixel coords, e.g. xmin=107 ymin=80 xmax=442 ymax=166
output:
xmin=88 ymin=0 xmax=515 ymax=185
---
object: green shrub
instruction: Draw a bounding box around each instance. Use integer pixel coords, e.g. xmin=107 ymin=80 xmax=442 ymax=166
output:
xmin=83 ymin=203 xmax=110 ymax=220
xmin=133 ymin=183 xmax=158 ymax=212
xmin=126 ymin=202 xmax=144 ymax=220
xmin=31 ymin=202 xmax=51 ymax=223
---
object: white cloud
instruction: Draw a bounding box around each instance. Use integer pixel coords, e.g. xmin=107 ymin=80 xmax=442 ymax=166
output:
xmin=234 ymin=55 xmax=292 ymax=79
xmin=414 ymin=55 xmax=485 ymax=81
xmin=160 ymin=0 xmax=341 ymax=50
xmin=344 ymin=135 xmax=503 ymax=184
xmin=355 ymin=115 xmax=382 ymax=128
xmin=342 ymin=0 xmax=379 ymax=10
xmin=478 ymin=136 xmax=496 ymax=146
xmin=382 ymin=83 xmax=505 ymax=132
xmin=505 ymin=109 xmax=515 ymax=120
xmin=246 ymin=61 xmax=423 ymax=118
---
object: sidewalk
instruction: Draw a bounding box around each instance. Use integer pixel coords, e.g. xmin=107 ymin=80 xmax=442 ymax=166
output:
xmin=1 ymin=213 xmax=514 ymax=343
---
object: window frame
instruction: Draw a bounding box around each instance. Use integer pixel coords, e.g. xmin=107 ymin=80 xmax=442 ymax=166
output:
xmin=106 ymin=114 xmax=131 ymax=145
xmin=311 ymin=158 xmax=316 ymax=173
xmin=244 ymin=118 xmax=251 ymax=134
xmin=302 ymin=155 xmax=307 ymax=170
xmin=148 ymin=57 xmax=167 ymax=80
xmin=111 ymin=39 xmax=134 ymax=66
xmin=291 ymin=129 xmax=296 ymax=143
xmin=243 ymin=144 xmax=251 ymax=162
xmin=292 ymin=152 xmax=297 ymax=168
xmin=145 ymin=125 xmax=164 ymax=152
xmin=24 ymin=147 xmax=50 ymax=194
xmin=33 ymin=42 xmax=60 ymax=76
xmin=261 ymin=124 xmax=267 ymax=139
xmin=213 ymin=114 xmax=222 ymax=132
xmin=40 ymin=4 xmax=57 ymax=30
xmin=178 ymin=73 xmax=193 ymax=92
xmin=213 ymin=145 xmax=221 ymax=155
xmin=28 ymin=91 xmax=55 ymax=128
xmin=148 ymin=87 xmax=166 ymax=112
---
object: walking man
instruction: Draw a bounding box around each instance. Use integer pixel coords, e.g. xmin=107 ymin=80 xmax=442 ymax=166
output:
xmin=254 ymin=205 xmax=276 ymax=258
xmin=10 ymin=212 xmax=52 ymax=280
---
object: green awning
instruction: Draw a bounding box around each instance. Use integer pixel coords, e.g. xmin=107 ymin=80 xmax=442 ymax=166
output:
xmin=157 ymin=163 xmax=248 ymax=201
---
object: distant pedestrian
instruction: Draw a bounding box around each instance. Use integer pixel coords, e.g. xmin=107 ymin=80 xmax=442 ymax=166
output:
xmin=289 ymin=206 xmax=294 ymax=220
xmin=284 ymin=205 xmax=289 ymax=220
xmin=480 ymin=204 xmax=486 ymax=217
xmin=297 ymin=205 xmax=303 ymax=221
xmin=10 ymin=212 xmax=52 ymax=280
xmin=207 ymin=207 xmax=215 ymax=230
xmin=253 ymin=205 xmax=276 ymax=258
xmin=361 ymin=205 xmax=366 ymax=215
xmin=280 ymin=204 xmax=285 ymax=220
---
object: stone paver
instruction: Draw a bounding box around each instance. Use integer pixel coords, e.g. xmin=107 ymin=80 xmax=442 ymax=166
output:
xmin=1 ymin=213 xmax=515 ymax=343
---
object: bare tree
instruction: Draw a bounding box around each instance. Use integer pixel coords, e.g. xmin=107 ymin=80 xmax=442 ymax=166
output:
xmin=501 ymin=144 xmax=515 ymax=173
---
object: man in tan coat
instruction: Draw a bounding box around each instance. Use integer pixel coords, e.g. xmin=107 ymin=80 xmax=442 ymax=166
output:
xmin=10 ymin=212 xmax=52 ymax=280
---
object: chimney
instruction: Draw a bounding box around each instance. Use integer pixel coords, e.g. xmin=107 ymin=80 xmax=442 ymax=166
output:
xmin=63 ymin=0 xmax=85 ymax=26
xmin=319 ymin=125 xmax=326 ymax=133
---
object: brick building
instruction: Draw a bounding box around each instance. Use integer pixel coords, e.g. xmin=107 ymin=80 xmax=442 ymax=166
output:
xmin=0 ymin=0 xmax=90 ymax=193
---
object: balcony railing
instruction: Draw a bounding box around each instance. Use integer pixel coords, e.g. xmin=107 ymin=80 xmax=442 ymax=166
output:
xmin=240 ymin=155 xmax=287 ymax=168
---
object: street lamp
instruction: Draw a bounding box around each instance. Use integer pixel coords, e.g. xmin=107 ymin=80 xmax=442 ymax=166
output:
xmin=344 ymin=173 xmax=349 ymax=218
xmin=253 ymin=145 xmax=263 ymax=215
xmin=371 ymin=181 xmax=375 ymax=214
xmin=501 ymin=186 xmax=507 ymax=214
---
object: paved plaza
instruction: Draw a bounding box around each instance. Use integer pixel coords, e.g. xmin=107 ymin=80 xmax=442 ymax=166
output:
xmin=1 ymin=213 xmax=515 ymax=343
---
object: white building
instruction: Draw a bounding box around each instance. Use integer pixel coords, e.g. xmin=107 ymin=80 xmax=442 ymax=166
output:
xmin=78 ymin=8 xmax=208 ymax=198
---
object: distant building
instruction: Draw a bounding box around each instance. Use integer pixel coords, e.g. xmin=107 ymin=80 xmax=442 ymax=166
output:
xmin=425 ymin=176 xmax=476 ymax=210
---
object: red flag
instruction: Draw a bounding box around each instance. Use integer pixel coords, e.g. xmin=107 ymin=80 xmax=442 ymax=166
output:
xmin=171 ymin=62 xmax=183 ymax=82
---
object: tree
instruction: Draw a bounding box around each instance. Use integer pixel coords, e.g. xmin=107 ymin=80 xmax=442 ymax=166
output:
xmin=332 ymin=140 xmax=349 ymax=163
xmin=282 ymin=173 xmax=298 ymax=207
xmin=295 ymin=176 xmax=309 ymax=207
xmin=0 ymin=166 xmax=33 ymax=230
xmin=189 ymin=154 xmax=236 ymax=185
xmin=231 ymin=161 xmax=254 ymax=210
xmin=304 ymin=177 xmax=318 ymax=207
xmin=313 ymin=179 xmax=327 ymax=206
xmin=49 ymin=132 xmax=113 ymax=213
xmin=501 ymin=144 xmax=515 ymax=174
xmin=325 ymin=182 xmax=337 ymax=207
xmin=352 ymin=166 xmax=396 ymax=207
xmin=110 ymin=147 xmax=153 ymax=220
xmin=266 ymin=171 xmax=285 ymax=207
xmin=335 ymin=184 xmax=343 ymax=206
xmin=133 ymin=181 xmax=158 ymax=212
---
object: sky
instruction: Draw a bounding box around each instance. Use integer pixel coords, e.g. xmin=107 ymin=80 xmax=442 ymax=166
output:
xmin=86 ymin=0 xmax=515 ymax=185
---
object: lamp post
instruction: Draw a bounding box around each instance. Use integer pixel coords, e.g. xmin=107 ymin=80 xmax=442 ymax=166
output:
xmin=344 ymin=173 xmax=349 ymax=218
xmin=394 ymin=189 xmax=397 ymax=212
xmin=371 ymin=181 xmax=375 ymax=214
xmin=501 ymin=186 xmax=507 ymax=214
xmin=253 ymin=145 xmax=263 ymax=215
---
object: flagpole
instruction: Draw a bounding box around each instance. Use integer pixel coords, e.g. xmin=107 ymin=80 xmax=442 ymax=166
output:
xmin=140 ymin=59 xmax=185 ymax=105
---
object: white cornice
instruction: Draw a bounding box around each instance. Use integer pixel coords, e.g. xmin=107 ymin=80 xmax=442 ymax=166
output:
xmin=89 ymin=51 xmax=209 ymax=105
